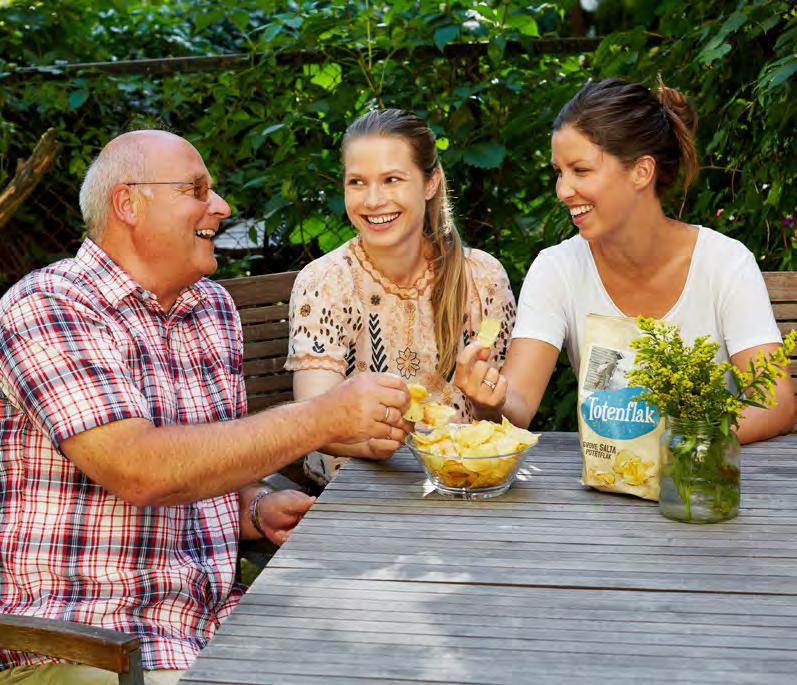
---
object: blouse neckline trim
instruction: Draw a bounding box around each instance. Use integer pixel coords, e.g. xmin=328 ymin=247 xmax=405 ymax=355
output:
xmin=351 ymin=237 xmax=435 ymax=299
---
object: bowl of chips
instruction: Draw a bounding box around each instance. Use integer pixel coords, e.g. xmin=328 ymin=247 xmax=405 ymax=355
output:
xmin=406 ymin=417 xmax=540 ymax=499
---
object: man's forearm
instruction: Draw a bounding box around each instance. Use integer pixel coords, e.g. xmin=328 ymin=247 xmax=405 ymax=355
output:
xmin=63 ymin=395 xmax=341 ymax=507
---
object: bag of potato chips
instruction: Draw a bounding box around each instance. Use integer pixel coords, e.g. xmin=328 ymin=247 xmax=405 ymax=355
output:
xmin=578 ymin=314 xmax=664 ymax=500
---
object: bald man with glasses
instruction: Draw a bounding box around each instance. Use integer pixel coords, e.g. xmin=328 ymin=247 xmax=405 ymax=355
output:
xmin=0 ymin=130 xmax=412 ymax=683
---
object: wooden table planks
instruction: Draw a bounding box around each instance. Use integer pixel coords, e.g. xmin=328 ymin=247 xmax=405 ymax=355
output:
xmin=181 ymin=432 xmax=797 ymax=684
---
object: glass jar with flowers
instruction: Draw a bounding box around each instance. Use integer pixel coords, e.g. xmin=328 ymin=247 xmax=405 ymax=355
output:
xmin=628 ymin=317 xmax=795 ymax=523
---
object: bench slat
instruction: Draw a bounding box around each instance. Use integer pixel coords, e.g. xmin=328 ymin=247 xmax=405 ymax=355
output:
xmin=244 ymin=339 xmax=291 ymax=361
xmin=248 ymin=392 xmax=294 ymax=413
xmin=244 ymin=374 xmax=294 ymax=395
xmin=238 ymin=304 xmax=290 ymax=326
xmin=241 ymin=321 xmax=290 ymax=343
xmin=764 ymin=272 xmax=797 ymax=302
xmin=772 ymin=303 xmax=797 ymax=321
xmin=243 ymin=356 xmax=290 ymax=377
xmin=219 ymin=272 xmax=298 ymax=308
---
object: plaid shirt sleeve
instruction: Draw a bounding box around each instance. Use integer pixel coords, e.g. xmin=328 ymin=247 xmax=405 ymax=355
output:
xmin=0 ymin=292 xmax=151 ymax=447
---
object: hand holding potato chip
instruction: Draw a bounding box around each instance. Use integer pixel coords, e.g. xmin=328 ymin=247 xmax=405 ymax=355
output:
xmin=401 ymin=383 xmax=458 ymax=429
xmin=403 ymin=384 xmax=430 ymax=422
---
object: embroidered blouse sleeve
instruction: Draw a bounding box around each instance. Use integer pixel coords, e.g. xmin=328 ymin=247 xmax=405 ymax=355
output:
xmin=468 ymin=250 xmax=517 ymax=366
xmin=285 ymin=255 xmax=361 ymax=375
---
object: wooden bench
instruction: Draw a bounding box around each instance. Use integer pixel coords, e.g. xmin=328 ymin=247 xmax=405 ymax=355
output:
xmin=218 ymin=270 xmax=797 ymax=402
xmin=763 ymin=271 xmax=797 ymax=394
xmin=217 ymin=271 xmax=298 ymax=413
xmin=2 ymin=268 xmax=794 ymax=682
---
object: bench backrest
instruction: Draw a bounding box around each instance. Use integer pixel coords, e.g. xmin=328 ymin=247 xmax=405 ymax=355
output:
xmin=217 ymin=271 xmax=298 ymax=413
xmin=218 ymin=271 xmax=797 ymax=412
xmin=763 ymin=272 xmax=797 ymax=395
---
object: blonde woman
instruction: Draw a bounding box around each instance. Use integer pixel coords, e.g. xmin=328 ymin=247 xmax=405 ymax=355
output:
xmin=286 ymin=109 xmax=516 ymax=486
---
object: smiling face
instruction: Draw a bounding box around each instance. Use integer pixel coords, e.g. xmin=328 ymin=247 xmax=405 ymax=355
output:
xmin=343 ymin=135 xmax=439 ymax=253
xmin=551 ymin=124 xmax=640 ymax=242
xmin=131 ymin=135 xmax=231 ymax=296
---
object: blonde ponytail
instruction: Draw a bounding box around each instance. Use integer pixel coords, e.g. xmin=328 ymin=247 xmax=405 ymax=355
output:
xmin=426 ymin=166 xmax=467 ymax=378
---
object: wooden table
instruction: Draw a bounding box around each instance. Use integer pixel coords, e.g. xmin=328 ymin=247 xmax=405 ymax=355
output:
xmin=182 ymin=432 xmax=797 ymax=684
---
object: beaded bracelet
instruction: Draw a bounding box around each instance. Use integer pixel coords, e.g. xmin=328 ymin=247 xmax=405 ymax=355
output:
xmin=247 ymin=488 xmax=272 ymax=539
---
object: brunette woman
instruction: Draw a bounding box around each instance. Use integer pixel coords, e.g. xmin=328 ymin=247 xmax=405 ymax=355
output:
xmin=455 ymin=78 xmax=794 ymax=443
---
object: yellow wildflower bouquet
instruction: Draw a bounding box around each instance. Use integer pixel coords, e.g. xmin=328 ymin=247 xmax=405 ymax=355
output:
xmin=627 ymin=317 xmax=795 ymax=522
xmin=628 ymin=317 xmax=796 ymax=434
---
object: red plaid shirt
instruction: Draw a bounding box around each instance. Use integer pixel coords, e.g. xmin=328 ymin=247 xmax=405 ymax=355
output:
xmin=0 ymin=240 xmax=246 ymax=670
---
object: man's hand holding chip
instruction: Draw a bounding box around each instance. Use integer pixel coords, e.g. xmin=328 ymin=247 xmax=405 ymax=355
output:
xmin=316 ymin=372 xmax=413 ymax=458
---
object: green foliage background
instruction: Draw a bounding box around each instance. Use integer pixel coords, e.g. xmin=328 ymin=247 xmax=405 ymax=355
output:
xmin=1 ymin=0 xmax=794 ymax=430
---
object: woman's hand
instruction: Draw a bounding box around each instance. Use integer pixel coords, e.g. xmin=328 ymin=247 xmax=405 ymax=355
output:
xmin=454 ymin=341 xmax=507 ymax=416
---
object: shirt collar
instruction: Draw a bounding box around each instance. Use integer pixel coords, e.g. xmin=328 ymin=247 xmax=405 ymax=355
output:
xmin=75 ymin=239 xmax=204 ymax=314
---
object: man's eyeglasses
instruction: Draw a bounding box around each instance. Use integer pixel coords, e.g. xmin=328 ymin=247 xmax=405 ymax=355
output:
xmin=125 ymin=178 xmax=211 ymax=202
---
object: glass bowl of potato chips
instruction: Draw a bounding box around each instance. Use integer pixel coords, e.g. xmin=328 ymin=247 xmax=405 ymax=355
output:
xmin=406 ymin=417 xmax=540 ymax=499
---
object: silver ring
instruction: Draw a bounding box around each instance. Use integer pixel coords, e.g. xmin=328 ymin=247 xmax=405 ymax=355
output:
xmin=481 ymin=378 xmax=497 ymax=390
xmin=383 ymin=406 xmax=390 ymax=423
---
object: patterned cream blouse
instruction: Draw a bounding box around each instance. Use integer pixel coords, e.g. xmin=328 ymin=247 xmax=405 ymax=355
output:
xmin=285 ymin=237 xmax=516 ymax=485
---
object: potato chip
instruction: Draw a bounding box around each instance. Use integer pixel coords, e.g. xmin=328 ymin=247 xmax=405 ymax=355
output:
xmin=407 ymin=384 xmax=429 ymax=402
xmin=403 ymin=383 xmax=431 ymax=422
xmin=455 ymin=420 xmax=496 ymax=449
xmin=422 ymin=402 xmax=456 ymax=428
xmin=476 ymin=317 xmax=501 ymax=348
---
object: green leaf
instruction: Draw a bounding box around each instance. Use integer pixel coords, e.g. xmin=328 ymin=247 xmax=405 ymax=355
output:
xmin=242 ymin=175 xmax=269 ymax=189
xmin=309 ymin=62 xmax=342 ymax=91
xmin=318 ymin=221 xmax=355 ymax=252
xmin=487 ymin=33 xmax=506 ymax=66
xmin=697 ymin=10 xmax=747 ymax=65
xmin=506 ymin=13 xmax=539 ymax=37
xmin=463 ymin=142 xmax=506 ymax=169
xmin=260 ymin=23 xmax=283 ymax=43
xmin=766 ymin=181 xmax=782 ymax=207
xmin=757 ymin=59 xmax=797 ymax=94
xmin=194 ymin=9 xmax=224 ymax=33
xmin=719 ymin=414 xmax=730 ymax=437
xmin=68 ymin=90 xmax=89 ymax=109
xmin=260 ymin=123 xmax=285 ymax=138
xmin=230 ymin=9 xmax=250 ymax=33
xmin=433 ymin=25 xmax=459 ymax=52
xmin=715 ymin=10 xmax=748 ymax=42
xmin=289 ymin=214 xmax=326 ymax=245
xmin=697 ymin=41 xmax=732 ymax=65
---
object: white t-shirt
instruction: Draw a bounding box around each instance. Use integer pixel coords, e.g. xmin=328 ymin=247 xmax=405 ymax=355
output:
xmin=513 ymin=226 xmax=781 ymax=372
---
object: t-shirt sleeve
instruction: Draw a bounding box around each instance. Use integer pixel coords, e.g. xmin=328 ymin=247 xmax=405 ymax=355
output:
xmin=285 ymin=257 xmax=359 ymax=375
xmin=512 ymin=251 xmax=568 ymax=351
xmin=0 ymin=293 xmax=151 ymax=447
xmin=718 ymin=248 xmax=782 ymax=356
